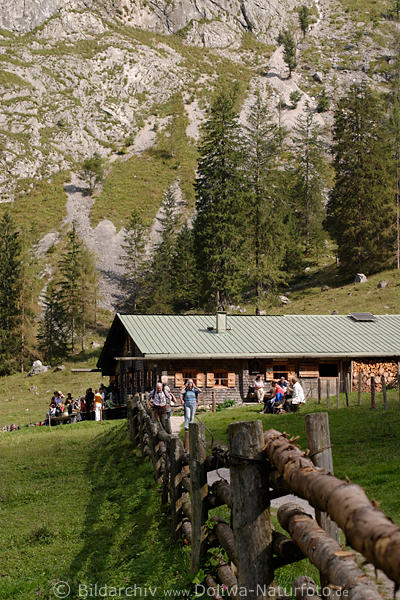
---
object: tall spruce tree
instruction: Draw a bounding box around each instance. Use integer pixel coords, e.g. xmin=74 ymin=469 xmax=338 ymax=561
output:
xmin=389 ymin=34 xmax=400 ymax=268
xmin=0 ymin=210 xmax=22 ymax=375
xmin=193 ymin=87 xmax=248 ymax=308
xmin=292 ymin=107 xmax=327 ymax=257
xmin=120 ymin=208 xmax=147 ymax=311
xmin=19 ymin=226 xmax=41 ymax=371
xmin=79 ymin=247 xmax=99 ymax=351
xmin=145 ymin=186 xmax=179 ymax=312
xmin=171 ymin=224 xmax=199 ymax=312
xmin=243 ymin=93 xmax=289 ymax=308
xmin=37 ymin=281 xmax=69 ymax=364
xmin=327 ymin=83 xmax=395 ymax=273
xmin=58 ymin=222 xmax=84 ymax=353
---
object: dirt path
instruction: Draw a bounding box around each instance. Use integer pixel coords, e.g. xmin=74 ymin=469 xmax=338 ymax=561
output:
xmin=170 ymin=415 xmax=185 ymax=435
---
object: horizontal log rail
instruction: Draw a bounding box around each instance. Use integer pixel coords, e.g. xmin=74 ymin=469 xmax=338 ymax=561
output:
xmin=127 ymin=394 xmax=397 ymax=599
xmin=264 ymin=429 xmax=400 ymax=585
xmin=278 ymin=503 xmax=383 ymax=600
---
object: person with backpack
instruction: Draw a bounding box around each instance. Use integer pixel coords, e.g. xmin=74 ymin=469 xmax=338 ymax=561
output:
xmin=181 ymin=379 xmax=201 ymax=450
xmin=148 ymin=382 xmax=169 ymax=431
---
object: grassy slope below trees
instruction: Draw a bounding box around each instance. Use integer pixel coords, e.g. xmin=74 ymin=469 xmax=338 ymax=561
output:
xmin=0 ymin=350 xmax=106 ymax=427
xmin=252 ymin=266 xmax=400 ymax=315
xmin=0 ymin=421 xmax=190 ymax=600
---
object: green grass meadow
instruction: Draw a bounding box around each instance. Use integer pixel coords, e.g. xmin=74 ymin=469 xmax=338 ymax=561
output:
xmin=0 ymin=391 xmax=398 ymax=599
xmin=199 ymin=395 xmax=400 ymax=521
xmin=0 ymin=421 xmax=190 ymax=600
xmin=0 ymin=352 xmax=106 ymax=428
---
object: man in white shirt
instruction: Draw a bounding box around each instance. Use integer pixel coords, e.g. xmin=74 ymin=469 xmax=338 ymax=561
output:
xmin=288 ymin=376 xmax=305 ymax=411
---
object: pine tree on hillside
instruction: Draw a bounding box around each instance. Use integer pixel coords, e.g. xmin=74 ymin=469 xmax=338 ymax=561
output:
xmin=298 ymin=5 xmax=311 ymax=37
xmin=388 ymin=34 xmax=400 ymax=268
xmin=145 ymin=186 xmax=179 ymax=312
xmin=292 ymin=107 xmax=327 ymax=258
xmin=79 ymin=247 xmax=99 ymax=351
xmin=19 ymin=226 xmax=41 ymax=372
xmin=81 ymin=152 xmax=104 ymax=194
xmin=243 ymin=93 xmax=289 ymax=308
xmin=277 ymin=30 xmax=297 ymax=78
xmin=327 ymin=83 xmax=395 ymax=273
xmin=120 ymin=208 xmax=147 ymax=312
xmin=37 ymin=281 xmax=69 ymax=364
xmin=171 ymin=224 xmax=199 ymax=312
xmin=193 ymin=87 xmax=248 ymax=308
xmin=58 ymin=222 xmax=84 ymax=353
xmin=0 ymin=210 xmax=22 ymax=375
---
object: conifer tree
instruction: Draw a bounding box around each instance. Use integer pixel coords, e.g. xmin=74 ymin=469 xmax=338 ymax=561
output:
xmin=292 ymin=107 xmax=327 ymax=257
xmin=0 ymin=210 xmax=22 ymax=375
xmin=193 ymin=87 xmax=248 ymax=307
xmin=145 ymin=186 xmax=179 ymax=312
xmin=81 ymin=152 xmax=104 ymax=194
xmin=37 ymin=281 xmax=69 ymax=364
xmin=277 ymin=30 xmax=297 ymax=78
xmin=243 ymin=93 xmax=289 ymax=308
xmin=298 ymin=5 xmax=311 ymax=37
xmin=19 ymin=226 xmax=41 ymax=371
xmin=388 ymin=34 xmax=400 ymax=268
xmin=58 ymin=222 xmax=84 ymax=353
xmin=79 ymin=247 xmax=99 ymax=351
xmin=171 ymin=224 xmax=199 ymax=312
xmin=120 ymin=208 xmax=147 ymax=312
xmin=327 ymin=83 xmax=395 ymax=273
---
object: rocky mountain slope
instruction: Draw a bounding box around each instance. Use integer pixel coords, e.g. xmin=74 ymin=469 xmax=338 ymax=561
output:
xmin=0 ymin=0 xmax=397 ymax=309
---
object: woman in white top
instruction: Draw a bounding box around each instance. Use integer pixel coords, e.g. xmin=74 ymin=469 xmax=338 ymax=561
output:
xmin=253 ymin=375 xmax=265 ymax=403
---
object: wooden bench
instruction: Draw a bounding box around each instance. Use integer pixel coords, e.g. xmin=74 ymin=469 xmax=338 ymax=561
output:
xmin=49 ymin=413 xmax=79 ymax=425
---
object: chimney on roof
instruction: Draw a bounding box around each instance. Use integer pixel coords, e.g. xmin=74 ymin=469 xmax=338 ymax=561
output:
xmin=216 ymin=310 xmax=227 ymax=333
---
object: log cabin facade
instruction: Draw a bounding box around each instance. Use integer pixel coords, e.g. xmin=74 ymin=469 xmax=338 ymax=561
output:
xmin=97 ymin=312 xmax=400 ymax=404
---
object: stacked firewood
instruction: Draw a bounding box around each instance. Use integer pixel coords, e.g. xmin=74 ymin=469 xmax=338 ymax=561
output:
xmin=352 ymin=360 xmax=398 ymax=392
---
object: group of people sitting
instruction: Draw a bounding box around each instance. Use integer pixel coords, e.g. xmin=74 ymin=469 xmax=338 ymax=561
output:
xmin=45 ymin=383 xmax=119 ymax=424
xmin=253 ymin=375 xmax=306 ymax=414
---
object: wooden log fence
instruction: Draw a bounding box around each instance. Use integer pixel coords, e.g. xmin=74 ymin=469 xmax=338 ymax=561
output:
xmin=127 ymin=394 xmax=400 ymax=599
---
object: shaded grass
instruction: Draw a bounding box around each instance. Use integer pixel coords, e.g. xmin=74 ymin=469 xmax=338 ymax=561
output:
xmin=0 ymin=421 xmax=190 ymax=599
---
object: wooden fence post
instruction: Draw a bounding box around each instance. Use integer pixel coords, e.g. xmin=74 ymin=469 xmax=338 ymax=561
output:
xmin=326 ymin=380 xmax=330 ymax=409
xmin=305 ymin=413 xmax=340 ymax=590
xmin=212 ymin=390 xmax=216 ymax=413
xmin=382 ymin=375 xmax=388 ymax=410
xmin=344 ymin=374 xmax=349 ymax=407
xmin=305 ymin=413 xmax=340 ymax=542
xmin=189 ymin=421 xmax=208 ymax=573
xmin=371 ymin=376 xmax=376 ymax=409
xmin=228 ymin=420 xmax=273 ymax=597
xmin=317 ymin=378 xmax=321 ymax=404
xmin=336 ymin=376 xmax=340 ymax=409
xmin=357 ymin=372 xmax=362 ymax=407
xmin=169 ymin=436 xmax=185 ymax=541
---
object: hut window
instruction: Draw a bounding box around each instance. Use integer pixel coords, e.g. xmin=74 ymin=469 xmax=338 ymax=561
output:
xmin=319 ymin=363 xmax=338 ymax=377
xmin=214 ymin=371 xmax=228 ymax=387
xmin=182 ymin=371 xmax=204 ymax=388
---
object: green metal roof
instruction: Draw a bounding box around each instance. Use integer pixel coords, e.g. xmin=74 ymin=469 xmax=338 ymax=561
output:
xmin=111 ymin=313 xmax=400 ymax=359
